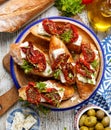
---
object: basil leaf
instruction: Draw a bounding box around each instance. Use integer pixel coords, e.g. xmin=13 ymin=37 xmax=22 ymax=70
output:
xmin=53 ymin=69 xmax=61 ymax=79
xmin=36 ymin=82 xmax=46 ymax=92
xmin=21 ymin=60 xmax=33 ymax=73
xmin=91 ymin=59 xmax=99 ymax=69
xmin=60 ymin=30 xmax=73 ymax=43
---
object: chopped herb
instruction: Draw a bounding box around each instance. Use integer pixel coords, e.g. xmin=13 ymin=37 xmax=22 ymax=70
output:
xmin=54 ymin=69 xmax=61 ymax=79
xmin=21 ymin=60 xmax=33 ymax=73
xmin=36 ymin=82 xmax=46 ymax=92
xmin=55 ymin=0 xmax=85 ymax=17
xmin=47 ymin=69 xmax=51 ymax=73
xmin=91 ymin=59 xmax=99 ymax=69
xmin=68 ymin=73 xmax=74 ymax=79
xmin=60 ymin=30 xmax=73 ymax=43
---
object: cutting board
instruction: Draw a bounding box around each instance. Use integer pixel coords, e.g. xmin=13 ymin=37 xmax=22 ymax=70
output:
xmin=0 ymin=54 xmax=19 ymax=116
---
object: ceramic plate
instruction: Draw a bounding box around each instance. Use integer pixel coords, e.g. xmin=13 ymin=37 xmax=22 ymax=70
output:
xmin=10 ymin=16 xmax=104 ymax=111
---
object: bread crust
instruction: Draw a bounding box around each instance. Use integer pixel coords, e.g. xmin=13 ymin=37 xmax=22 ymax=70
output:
xmin=76 ymin=42 xmax=100 ymax=99
xmin=49 ymin=35 xmax=74 ymax=63
xmin=18 ymin=80 xmax=75 ymax=102
xmin=0 ymin=0 xmax=54 ymax=32
xmin=9 ymin=42 xmax=53 ymax=77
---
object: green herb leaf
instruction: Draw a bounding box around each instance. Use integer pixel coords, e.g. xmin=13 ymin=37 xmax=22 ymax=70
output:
xmin=60 ymin=30 xmax=73 ymax=43
xmin=55 ymin=0 xmax=85 ymax=17
xmin=21 ymin=60 xmax=33 ymax=73
xmin=91 ymin=59 xmax=99 ymax=69
xmin=36 ymin=82 xmax=47 ymax=92
xmin=53 ymin=69 xmax=61 ymax=79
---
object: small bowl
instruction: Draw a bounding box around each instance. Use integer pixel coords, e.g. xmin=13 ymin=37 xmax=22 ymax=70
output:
xmin=74 ymin=104 xmax=111 ymax=130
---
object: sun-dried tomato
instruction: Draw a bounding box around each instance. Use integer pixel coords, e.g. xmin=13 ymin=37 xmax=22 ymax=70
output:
xmin=21 ymin=42 xmax=46 ymax=72
xmin=42 ymin=19 xmax=78 ymax=43
xmin=62 ymin=63 xmax=75 ymax=84
xmin=76 ymin=58 xmax=94 ymax=79
xmin=41 ymin=88 xmax=61 ymax=106
xmin=51 ymin=53 xmax=70 ymax=70
xmin=26 ymin=82 xmax=41 ymax=105
xmin=81 ymin=44 xmax=95 ymax=63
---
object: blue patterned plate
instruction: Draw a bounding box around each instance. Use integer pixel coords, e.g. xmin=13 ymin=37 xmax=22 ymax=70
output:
xmin=6 ymin=107 xmax=40 ymax=130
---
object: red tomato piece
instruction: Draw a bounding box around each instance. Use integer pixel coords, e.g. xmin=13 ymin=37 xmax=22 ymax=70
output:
xmin=81 ymin=44 xmax=95 ymax=63
xmin=82 ymin=0 xmax=93 ymax=4
xmin=26 ymin=82 xmax=41 ymax=105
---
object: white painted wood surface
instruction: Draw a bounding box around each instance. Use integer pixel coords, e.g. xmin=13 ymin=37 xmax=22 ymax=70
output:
xmin=0 ymin=6 xmax=111 ymax=130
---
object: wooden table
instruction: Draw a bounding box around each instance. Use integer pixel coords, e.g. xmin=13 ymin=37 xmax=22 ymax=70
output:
xmin=0 ymin=6 xmax=111 ymax=130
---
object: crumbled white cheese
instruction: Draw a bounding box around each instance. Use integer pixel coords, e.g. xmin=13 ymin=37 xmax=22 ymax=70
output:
xmin=11 ymin=112 xmax=36 ymax=130
xmin=11 ymin=112 xmax=25 ymax=130
xmin=37 ymin=22 xmax=51 ymax=36
xmin=23 ymin=115 xmax=37 ymax=130
xmin=52 ymin=48 xmax=65 ymax=59
xmin=77 ymin=73 xmax=96 ymax=85
xmin=72 ymin=35 xmax=82 ymax=46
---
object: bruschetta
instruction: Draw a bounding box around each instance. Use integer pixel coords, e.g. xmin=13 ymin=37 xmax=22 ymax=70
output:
xmin=9 ymin=41 xmax=53 ymax=77
xmin=30 ymin=19 xmax=82 ymax=53
xmin=19 ymin=80 xmax=75 ymax=107
xmin=75 ymin=42 xmax=100 ymax=99
xmin=49 ymin=35 xmax=76 ymax=85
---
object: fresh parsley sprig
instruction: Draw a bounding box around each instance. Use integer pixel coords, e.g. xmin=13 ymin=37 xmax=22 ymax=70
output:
xmin=55 ymin=0 xmax=85 ymax=17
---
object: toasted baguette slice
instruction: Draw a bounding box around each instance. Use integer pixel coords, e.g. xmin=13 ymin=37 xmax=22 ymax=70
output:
xmin=49 ymin=35 xmax=74 ymax=64
xmin=19 ymin=80 xmax=75 ymax=106
xmin=76 ymin=78 xmax=95 ymax=100
xmin=30 ymin=24 xmax=50 ymax=42
xmin=49 ymin=36 xmax=76 ymax=84
xmin=76 ymin=43 xmax=100 ymax=99
xmin=67 ymin=35 xmax=82 ymax=53
xmin=9 ymin=41 xmax=53 ymax=77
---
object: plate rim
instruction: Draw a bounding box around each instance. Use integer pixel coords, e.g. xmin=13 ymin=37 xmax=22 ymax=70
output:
xmin=10 ymin=16 xmax=105 ymax=111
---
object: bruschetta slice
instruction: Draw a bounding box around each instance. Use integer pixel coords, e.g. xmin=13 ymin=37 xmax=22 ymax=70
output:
xmin=9 ymin=41 xmax=53 ymax=77
xmin=75 ymin=42 xmax=100 ymax=99
xmin=30 ymin=22 xmax=50 ymax=42
xmin=19 ymin=80 xmax=75 ymax=107
xmin=30 ymin=19 xmax=82 ymax=53
xmin=49 ymin=35 xmax=76 ymax=85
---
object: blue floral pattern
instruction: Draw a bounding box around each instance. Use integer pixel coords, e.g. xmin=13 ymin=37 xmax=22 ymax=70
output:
xmin=98 ymin=35 xmax=111 ymax=106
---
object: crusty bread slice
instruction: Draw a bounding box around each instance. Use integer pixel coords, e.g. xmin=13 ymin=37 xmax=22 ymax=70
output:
xmin=49 ymin=35 xmax=74 ymax=64
xmin=76 ymin=42 xmax=100 ymax=99
xmin=19 ymin=80 xmax=75 ymax=104
xmin=9 ymin=42 xmax=53 ymax=77
xmin=30 ymin=25 xmax=50 ymax=42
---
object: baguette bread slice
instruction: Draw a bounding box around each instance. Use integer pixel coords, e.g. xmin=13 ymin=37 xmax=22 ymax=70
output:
xmin=49 ymin=36 xmax=76 ymax=84
xmin=19 ymin=80 xmax=75 ymax=106
xmin=0 ymin=0 xmax=54 ymax=32
xmin=76 ymin=42 xmax=100 ymax=99
xmin=30 ymin=24 xmax=50 ymax=42
xmin=9 ymin=41 xmax=53 ymax=77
